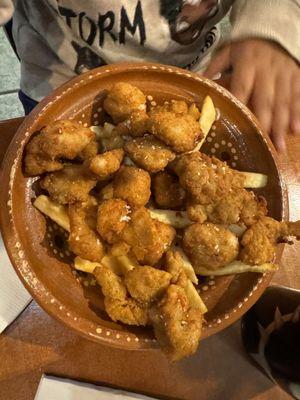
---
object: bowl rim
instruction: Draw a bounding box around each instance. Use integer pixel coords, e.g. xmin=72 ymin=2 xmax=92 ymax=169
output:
xmin=0 ymin=62 xmax=289 ymax=350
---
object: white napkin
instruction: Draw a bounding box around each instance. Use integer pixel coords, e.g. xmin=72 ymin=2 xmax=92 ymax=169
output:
xmin=0 ymin=234 xmax=31 ymax=333
xmin=35 ymin=375 xmax=158 ymax=400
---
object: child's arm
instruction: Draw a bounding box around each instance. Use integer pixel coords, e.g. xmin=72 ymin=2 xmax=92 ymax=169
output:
xmin=0 ymin=0 xmax=14 ymax=25
xmin=205 ymin=0 xmax=300 ymax=152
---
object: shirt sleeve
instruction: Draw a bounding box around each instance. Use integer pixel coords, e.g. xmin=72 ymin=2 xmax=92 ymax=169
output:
xmin=230 ymin=0 xmax=300 ymax=62
xmin=0 ymin=0 xmax=14 ymax=25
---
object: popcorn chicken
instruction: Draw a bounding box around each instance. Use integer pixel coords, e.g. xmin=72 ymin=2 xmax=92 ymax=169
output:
xmin=124 ymin=135 xmax=175 ymax=173
xmin=152 ymin=171 xmax=186 ymax=209
xmin=103 ymin=82 xmax=146 ymax=123
xmin=88 ymin=149 xmax=124 ymax=180
xmin=25 ymin=119 xmax=95 ymax=175
xmin=40 ymin=164 xmax=97 ymax=205
xmin=113 ymin=166 xmax=151 ymax=207
xmin=183 ymin=222 xmax=239 ymax=270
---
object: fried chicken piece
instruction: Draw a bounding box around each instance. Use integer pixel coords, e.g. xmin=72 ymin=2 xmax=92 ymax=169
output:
xmin=78 ymin=140 xmax=99 ymax=160
xmin=114 ymin=111 xmax=149 ymax=137
xmin=240 ymin=217 xmax=300 ymax=265
xmin=103 ymin=82 xmax=146 ymax=123
xmin=113 ymin=166 xmax=151 ymax=207
xmin=40 ymin=164 xmax=97 ymax=205
xmin=124 ymin=136 xmax=175 ymax=173
xmin=182 ymin=222 xmax=239 ymax=270
xmin=188 ymin=103 xmax=201 ymax=120
xmin=24 ymin=119 xmax=95 ymax=175
xmin=94 ymin=265 xmax=148 ymax=326
xmin=98 ymin=183 xmax=114 ymax=201
xmin=97 ymin=199 xmax=131 ymax=244
xmin=165 ymin=249 xmax=189 ymax=287
xmin=149 ymin=284 xmax=202 ymax=361
xmin=121 ymin=208 xmax=176 ymax=265
xmin=187 ymin=188 xmax=267 ymax=226
xmin=148 ymin=106 xmax=202 ymax=153
xmin=88 ymin=149 xmax=124 ymax=180
xmin=158 ymin=100 xmax=200 ymax=120
xmin=125 ymin=266 xmax=171 ymax=304
xmin=68 ymin=197 xmax=105 ymax=262
xmin=173 ymin=152 xmax=245 ymax=205
xmin=152 ymin=171 xmax=186 ymax=209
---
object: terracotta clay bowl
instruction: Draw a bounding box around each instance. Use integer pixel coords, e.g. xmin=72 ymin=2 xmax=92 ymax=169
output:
xmin=0 ymin=62 xmax=288 ymax=350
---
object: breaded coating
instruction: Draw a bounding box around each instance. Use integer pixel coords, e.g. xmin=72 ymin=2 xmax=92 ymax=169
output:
xmin=97 ymin=199 xmax=131 ymax=244
xmin=98 ymin=183 xmax=114 ymax=201
xmin=125 ymin=266 xmax=171 ymax=304
xmin=183 ymin=223 xmax=239 ymax=270
xmin=113 ymin=166 xmax=151 ymax=207
xmin=188 ymin=103 xmax=201 ymax=120
xmin=124 ymin=136 xmax=175 ymax=173
xmin=24 ymin=119 xmax=95 ymax=175
xmin=114 ymin=111 xmax=149 ymax=137
xmin=101 ymin=131 xmax=124 ymax=152
xmin=78 ymin=140 xmax=99 ymax=160
xmin=157 ymin=101 xmax=200 ymax=120
xmin=121 ymin=208 xmax=176 ymax=265
xmin=187 ymin=188 xmax=267 ymax=226
xmin=240 ymin=217 xmax=300 ymax=265
xmin=88 ymin=149 xmax=124 ymax=180
xmin=94 ymin=265 xmax=148 ymax=326
xmin=165 ymin=249 xmax=188 ymax=288
xmin=40 ymin=164 xmax=97 ymax=205
xmin=173 ymin=152 xmax=245 ymax=205
xmin=149 ymin=284 xmax=202 ymax=361
xmin=153 ymin=171 xmax=186 ymax=209
xmin=148 ymin=105 xmax=202 ymax=153
xmin=103 ymin=82 xmax=146 ymax=123
xmin=68 ymin=197 xmax=105 ymax=262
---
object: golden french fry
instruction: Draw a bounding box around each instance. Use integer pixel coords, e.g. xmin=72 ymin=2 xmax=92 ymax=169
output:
xmin=90 ymin=122 xmax=115 ymax=139
xmin=74 ymin=256 xmax=100 ymax=273
xmin=34 ymin=195 xmax=70 ymax=231
xmin=194 ymin=261 xmax=278 ymax=276
xmin=228 ymin=224 xmax=247 ymax=237
xmin=241 ymin=172 xmax=268 ymax=188
xmin=101 ymin=254 xmax=137 ymax=276
xmin=149 ymin=209 xmax=192 ymax=229
xmin=185 ymin=280 xmax=207 ymax=314
xmin=191 ymin=95 xmax=216 ymax=153
xmin=173 ymin=246 xmax=198 ymax=284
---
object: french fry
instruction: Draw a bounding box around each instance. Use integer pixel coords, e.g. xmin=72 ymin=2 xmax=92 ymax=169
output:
xmin=185 ymin=280 xmax=207 ymax=314
xmin=241 ymin=172 xmax=268 ymax=188
xmin=228 ymin=224 xmax=247 ymax=237
xmin=90 ymin=122 xmax=115 ymax=139
xmin=149 ymin=209 xmax=192 ymax=229
xmin=173 ymin=246 xmax=198 ymax=284
xmin=101 ymin=254 xmax=137 ymax=276
xmin=34 ymin=195 xmax=70 ymax=231
xmin=74 ymin=256 xmax=100 ymax=273
xmin=191 ymin=95 xmax=216 ymax=152
xmin=194 ymin=260 xmax=278 ymax=276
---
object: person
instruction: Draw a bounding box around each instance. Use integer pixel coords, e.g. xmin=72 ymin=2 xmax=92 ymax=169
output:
xmin=0 ymin=0 xmax=299 ymax=152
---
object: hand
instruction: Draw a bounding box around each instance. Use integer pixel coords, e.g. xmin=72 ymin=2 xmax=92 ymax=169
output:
xmin=204 ymin=39 xmax=300 ymax=152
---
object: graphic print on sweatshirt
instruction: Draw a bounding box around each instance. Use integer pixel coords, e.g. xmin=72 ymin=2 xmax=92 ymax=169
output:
xmin=54 ymin=0 xmax=219 ymax=74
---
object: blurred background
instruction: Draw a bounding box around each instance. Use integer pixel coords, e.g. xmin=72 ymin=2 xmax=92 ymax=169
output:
xmin=0 ymin=26 xmax=23 ymax=120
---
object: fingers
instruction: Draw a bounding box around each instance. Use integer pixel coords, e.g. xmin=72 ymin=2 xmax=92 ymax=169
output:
xmin=250 ymin=69 xmax=275 ymax=135
xmin=270 ymin=73 xmax=292 ymax=152
xmin=230 ymin=62 xmax=256 ymax=105
xmin=290 ymin=70 xmax=300 ymax=134
xmin=204 ymin=46 xmax=231 ymax=79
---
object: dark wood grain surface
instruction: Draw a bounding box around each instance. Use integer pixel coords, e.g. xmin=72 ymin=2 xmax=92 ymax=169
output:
xmin=0 ymin=117 xmax=299 ymax=400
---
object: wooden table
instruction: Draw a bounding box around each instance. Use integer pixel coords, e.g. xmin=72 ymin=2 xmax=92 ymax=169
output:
xmin=0 ymin=117 xmax=299 ymax=400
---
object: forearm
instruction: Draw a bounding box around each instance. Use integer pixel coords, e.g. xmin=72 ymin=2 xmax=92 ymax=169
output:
xmin=230 ymin=0 xmax=300 ymax=62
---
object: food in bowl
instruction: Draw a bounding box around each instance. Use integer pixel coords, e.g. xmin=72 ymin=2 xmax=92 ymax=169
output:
xmin=24 ymin=82 xmax=300 ymax=360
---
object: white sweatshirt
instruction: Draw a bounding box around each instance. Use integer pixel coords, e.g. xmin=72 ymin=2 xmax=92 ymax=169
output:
xmin=1 ymin=0 xmax=299 ymax=101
